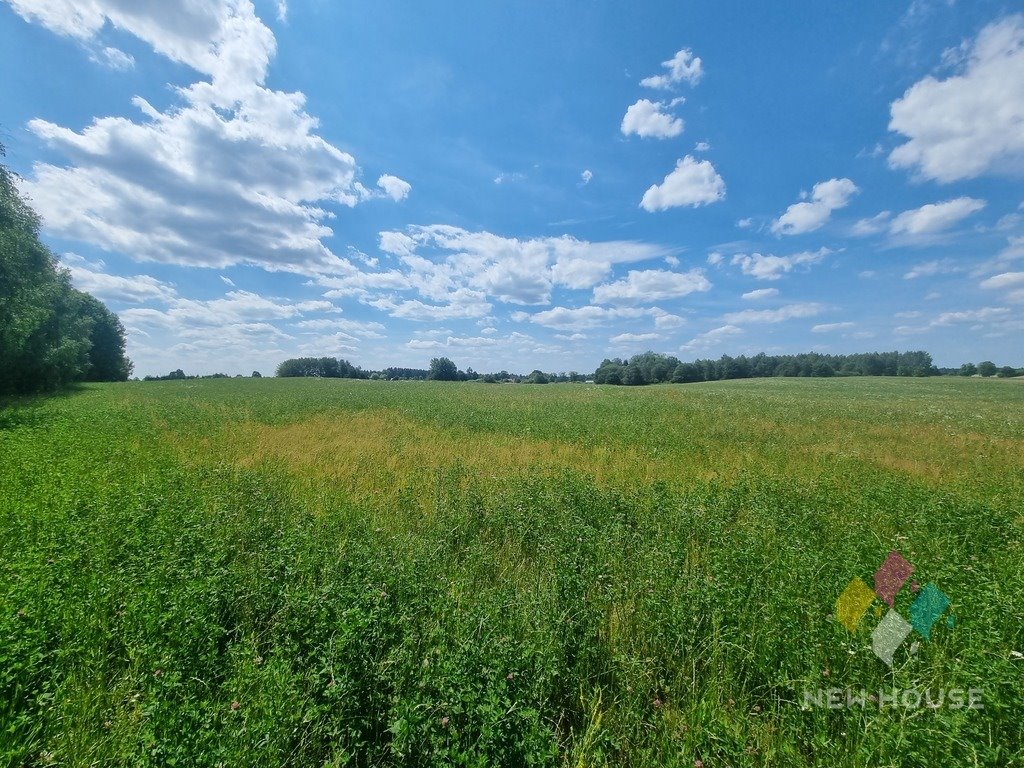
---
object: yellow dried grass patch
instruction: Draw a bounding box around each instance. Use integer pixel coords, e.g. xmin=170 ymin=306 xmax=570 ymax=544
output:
xmin=212 ymin=409 xmax=723 ymax=502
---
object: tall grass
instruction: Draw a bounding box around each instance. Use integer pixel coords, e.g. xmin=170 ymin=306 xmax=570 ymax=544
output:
xmin=1 ymin=378 xmax=1022 ymax=766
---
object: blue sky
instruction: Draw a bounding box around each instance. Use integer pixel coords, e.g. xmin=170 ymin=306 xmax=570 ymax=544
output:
xmin=1 ymin=0 xmax=1021 ymax=376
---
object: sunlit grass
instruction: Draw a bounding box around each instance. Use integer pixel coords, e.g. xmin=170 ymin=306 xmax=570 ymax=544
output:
xmin=1 ymin=377 xmax=1022 ymax=766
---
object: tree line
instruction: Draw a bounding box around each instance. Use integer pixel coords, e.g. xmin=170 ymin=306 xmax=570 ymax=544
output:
xmin=1 ymin=148 xmax=132 ymax=395
xmin=274 ymin=356 xmax=587 ymax=383
xmin=594 ymin=350 xmax=944 ymax=385
xmin=267 ymin=351 xmax=1022 ymax=387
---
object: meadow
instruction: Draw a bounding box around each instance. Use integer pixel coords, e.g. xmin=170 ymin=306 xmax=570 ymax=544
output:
xmin=1 ymin=377 xmax=1022 ymax=767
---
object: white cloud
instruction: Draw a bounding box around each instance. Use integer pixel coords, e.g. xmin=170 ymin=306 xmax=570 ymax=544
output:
xmin=771 ymin=178 xmax=858 ymax=235
xmin=680 ymin=324 xmax=742 ymax=353
xmin=369 ymin=294 xmax=492 ymax=322
xmin=592 ymin=268 xmax=711 ymax=304
xmin=293 ymin=318 xmax=386 ymax=338
xmin=61 ymin=255 xmax=177 ymax=303
xmin=812 ymin=322 xmax=855 ymax=333
xmin=276 ymin=0 xmax=287 ymax=22
xmin=933 ymin=307 xmax=1011 ymax=325
xmin=368 ymin=225 xmax=668 ymax=308
xmin=122 ymin=290 xmax=335 ymax=327
xmin=896 ymin=306 xmax=1018 ymax=336
xmin=903 ymin=258 xmax=962 ymax=279
xmin=91 ymin=46 xmax=134 ymax=70
xmin=12 ymin=0 xmax=406 ymax=277
xmin=610 ymin=332 xmax=662 ymax=345
xmin=640 ymin=156 xmax=725 ymax=211
xmin=851 ymin=211 xmax=892 ymax=236
xmin=379 ymin=231 xmax=417 ymax=258
xmin=640 ymin=48 xmax=703 ymax=89
xmin=889 ymin=15 xmax=1024 ymax=182
xmin=706 ymin=252 xmax=724 ymax=266
xmin=652 ymin=309 xmax=686 ymax=329
xmin=376 ymin=175 xmax=411 ymax=202
xmin=889 ymin=197 xmax=986 ymax=236
xmin=621 ymin=99 xmax=684 ymax=139
xmin=7 ymin=0 xmax=277 ymax=99
xmin=515 ymin=306 xmax=650 ymax=331
xmin=723 ymin=302 xmax=823 ymax=325
xmin=694 ymin=141 xmax=711 ymax=152
xmin=742 ymin=288 xmax=779 ymax=300
xmin=980 ymin=271 xmax=1024 ymax=303
xmin=580 ymin=169 xmax=593 ymax=185
xmin=731 ymin=248 xmax=830 ymax=281
xmin=736 ymin=217 xmax=754 ymax=229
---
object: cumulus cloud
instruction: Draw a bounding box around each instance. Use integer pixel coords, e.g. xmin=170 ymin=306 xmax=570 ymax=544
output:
xmin=771 ymin=178 xmax=858 ymax=235
xmin=640 ymin=156 xmax=725 ymax=211
xmin=61 ymin=255 xmax=177 ymax=303
xmin=376 ymin=175 xmax=411 ymax=202
xmin=91 ymin=46 xmax=134 ymax=70
xmin=741 ymin=288 xmax=779 ymax=300
xmin=366 ymin=225 xmax=668 ymax=308
xmin=889 ymin=197 xmax=986 ymax=236
xmin=980 ymin=271 xmax=1024 ymax=303
xmin=122 ymin=289 xmax=335 ymax=329
xmin=514 ymin=305 xmax=652 ymax=331
xmin=894 ymin=306 xmax=1019 ymax=336
xmin=11 ymin=0 xmax=405 ymax=276
xmin=592 ymin=268 xmax=711 ymax=304
xmin=117 ymin=285 xmax=351 ymax=374
xmin=6 ymin=0 xmax=277 ymax=98
xmin=731 ymin=248 xmax=830 ymax=281
xmin=610 ymin=332 xmax=662 ymax=345
xmin=903 ymin=258 xmax=962 ymax=279
xmin=680 ymin=324 xmax=742 ymax=353
xmin=889 ymin=15 xmax=1024 ymax=181
xmin=851 ymin=211 xmax=892 ymax=236
xmin=640 ymin=48 xmax=703 ymax=89
xmin=580 ymin=169 xmax=593 ymax=185
xmin=812 ymin=322 xmax=855 ymax=333
xmin=723 ymin=302 xmax=823 ymax=324
xmin=621 ymin=99 xmax=684 ymax=139
xmin=652 ymin=309 xmax=686 ymax=329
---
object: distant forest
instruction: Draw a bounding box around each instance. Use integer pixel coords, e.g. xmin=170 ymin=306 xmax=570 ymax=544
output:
xmin=261 ymin=351 xmax=1024 ymax=386
xmin=1 ymin=147 xmax=132 ymax=395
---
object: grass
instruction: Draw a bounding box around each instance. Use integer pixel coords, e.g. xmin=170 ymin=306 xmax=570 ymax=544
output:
xmin=1 ymin=377 xmax=1022 ymax=766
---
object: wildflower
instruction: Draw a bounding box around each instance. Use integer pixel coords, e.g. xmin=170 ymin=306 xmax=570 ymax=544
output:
xmin=441 ymin=716 xmax=450 ymax=728
xmin=653 ymin=697 xmax=662 ymax=709
xmin=231 ymin=700 xmax=240 ymax=711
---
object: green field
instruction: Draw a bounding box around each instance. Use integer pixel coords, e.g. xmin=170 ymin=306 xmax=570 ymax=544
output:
xmin=2 ymin=377 xmax=1022 ymax=766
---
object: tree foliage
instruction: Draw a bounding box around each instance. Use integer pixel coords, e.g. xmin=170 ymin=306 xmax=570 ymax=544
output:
xmin=1 ymin=147 xmax=131 ymax=394
xmin=275 ymin=357 xmax=367 ymax=379
xmin=595 ymin=350 xmax=939 ymax=386
xmin=427 ymin=357 xmax=459 ymax=381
